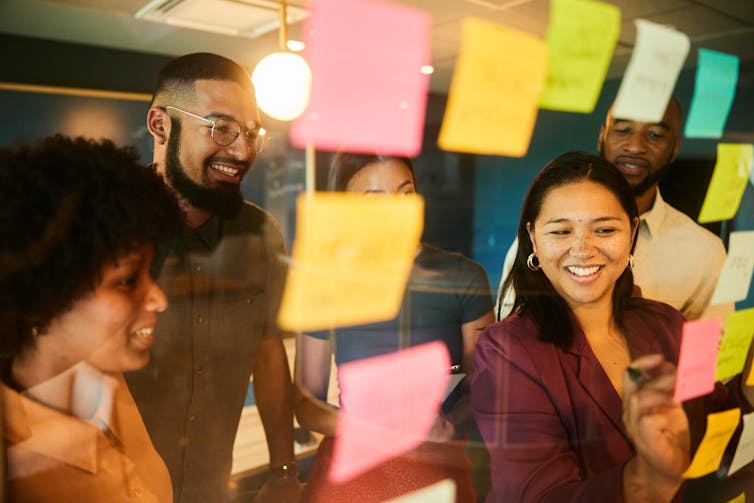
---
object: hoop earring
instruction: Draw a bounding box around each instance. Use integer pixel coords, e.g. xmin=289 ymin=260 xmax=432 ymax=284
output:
xmin=526 ymin=253 xmax=541 ymax=271
xmin=627 ymin=254 xmax=634 ymax=270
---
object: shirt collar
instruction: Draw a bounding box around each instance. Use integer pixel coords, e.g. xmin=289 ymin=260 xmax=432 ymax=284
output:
xmin=3 ymin=384 xmax=99 ymax=474
xmin=639 ymin=188 xmax=668 ymax=238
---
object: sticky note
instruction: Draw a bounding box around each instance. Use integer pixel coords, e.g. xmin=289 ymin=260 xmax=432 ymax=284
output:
xmin=729 ymin=411 xmax=754 ymax=475
xmin=711 ymin=232 xmax=754 ymax=305
xmin=727 ymin=493 xmax=745 ymax=503
xmin=278 ymin=193 xmax=423 ymax=331
xmin=716 ymin=308 xmax=754 ymax=382
xmin=330 ymin=341 xmax=450 ymax=483
xmin=289 ymin=0 xmax=430 ymax=156
xmin=685 ymin=49 xmax=740 ymax=139
xmin=698 ymin=144 xmax=754 ymax=223
xmin=715 ymin=308 xmax=754 ymax=381
xmin=684 ymin=408 xmax=741 ymax=478
xmin=386 ymin=479 xmax=456 ymax=503
xmin=539 ymin=0 xmax=620 ymax=113
xmin=674 ymin=318 xmax=722 ymax=402
xmin=438 ymin=17 xmax=547 ymax=157
xmin=612 ymin=19 xmax=690 ymax=123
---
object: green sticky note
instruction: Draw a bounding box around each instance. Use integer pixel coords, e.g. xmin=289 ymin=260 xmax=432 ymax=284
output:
xmin=698 ymin=144 xmax=753 ymax=223
xmin=539 ymin=0 xmax=620 ymax=113
xmin=715 ymin=308 xmax=754 ymax=382
xmin=685 ymin=49 xmax=740 ymax=139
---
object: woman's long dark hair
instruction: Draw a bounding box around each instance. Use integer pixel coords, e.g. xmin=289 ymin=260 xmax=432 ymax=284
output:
xmin=503 ymin=151 xmax=639 ymax=350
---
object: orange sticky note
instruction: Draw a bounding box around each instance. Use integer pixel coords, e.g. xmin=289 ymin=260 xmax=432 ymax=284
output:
xmin=698 ymin=143 xmax=754 ymax=223
xmin=438 ymin=17 xmax=547 ymax=157
xmin=674 ymin=318 xmax=722 ymax=402
xmin=278 ymin=193 xmax=423 ymax=332
xmin=330 ymin=341 xmax=450 ymax=483
xmin=290 ymin=0 xmax=430 ymax=156
xmin=727 ymin=493 xmax=745 ymax=503
xmin=684 ymin=408 xmax=741 ymax=478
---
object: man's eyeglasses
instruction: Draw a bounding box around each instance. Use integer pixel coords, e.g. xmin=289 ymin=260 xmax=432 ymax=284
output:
xmin=164 ymin=105 xmax=268 ymax=153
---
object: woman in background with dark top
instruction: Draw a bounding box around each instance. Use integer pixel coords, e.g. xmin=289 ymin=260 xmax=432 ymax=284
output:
xmin=295 ymin=152 xmax=495 ymax=502
xmin=0 ymin=136 xmax=183 ymax=502
xmin=471 ymin=151 xmax=752 ymax=502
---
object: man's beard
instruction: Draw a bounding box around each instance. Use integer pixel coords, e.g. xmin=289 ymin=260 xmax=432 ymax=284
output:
xmin=599 ymin=145 xmax=674 ymax=197
xmin=630 ymin=163 xmax=671 ymax=196
xmin=165 ymin=119 xmax=244 ymax=219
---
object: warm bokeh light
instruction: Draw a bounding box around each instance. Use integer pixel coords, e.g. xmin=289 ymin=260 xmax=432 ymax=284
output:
xmin=251 ymin=52 xmax=312 ymax=121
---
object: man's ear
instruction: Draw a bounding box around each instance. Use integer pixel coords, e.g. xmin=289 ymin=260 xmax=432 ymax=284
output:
xmin=147 ymin=107 xmax=168 ymax=145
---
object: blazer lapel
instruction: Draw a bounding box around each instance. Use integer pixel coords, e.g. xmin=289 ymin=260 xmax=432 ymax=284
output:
xmin=571 ymin=323 xmax=630 ymax=442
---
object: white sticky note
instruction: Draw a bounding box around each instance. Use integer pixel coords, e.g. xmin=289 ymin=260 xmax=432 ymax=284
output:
xmin=711 ymin=231 xmax=754 ymax=305
xmin=386 ymin=479 xmax=456 ymax=503
xmin=612 ymin=19 xmax=690 ymax=123
xmin=729 ymin=410 xmax=754 ymax=475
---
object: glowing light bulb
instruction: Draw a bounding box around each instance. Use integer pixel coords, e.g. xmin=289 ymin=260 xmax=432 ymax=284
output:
xmin=252 ymin=52 xmax=312 ymax=121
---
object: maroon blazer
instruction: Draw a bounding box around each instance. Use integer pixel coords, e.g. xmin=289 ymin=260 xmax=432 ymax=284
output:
xmin=471 ymin=299 xmax=721 ymax=502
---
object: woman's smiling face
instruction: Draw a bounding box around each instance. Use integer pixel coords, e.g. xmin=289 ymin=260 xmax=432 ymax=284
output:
xmin=527 ymin=180 xmax=636 ymax=311
xmin=45 ymin=244 xmax=168 ymax=373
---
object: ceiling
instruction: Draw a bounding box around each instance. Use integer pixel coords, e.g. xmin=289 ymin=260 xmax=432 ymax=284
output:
xmin=0 ymin=0 xmax=753 ymax=93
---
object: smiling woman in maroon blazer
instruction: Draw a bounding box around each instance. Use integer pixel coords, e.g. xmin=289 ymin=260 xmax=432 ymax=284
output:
xmin=470 ymin=151 xmax=753 ymax=503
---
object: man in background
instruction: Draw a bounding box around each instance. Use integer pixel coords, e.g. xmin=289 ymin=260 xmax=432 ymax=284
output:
xmin=497 ymin=98 xmax=730 ymax=321
xmin=126 ymin=53 xmax=301 ymax=502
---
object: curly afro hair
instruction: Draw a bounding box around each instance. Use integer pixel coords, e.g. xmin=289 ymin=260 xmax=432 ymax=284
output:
xmin=0 ymin=135 xmax=184 ymax=359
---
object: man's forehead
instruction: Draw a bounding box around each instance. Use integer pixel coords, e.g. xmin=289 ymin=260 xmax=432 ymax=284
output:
xmin=606 ymin=106 xmax=680 ymax=130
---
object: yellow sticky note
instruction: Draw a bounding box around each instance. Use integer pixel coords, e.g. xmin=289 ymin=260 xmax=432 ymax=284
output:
xmin=278 ymin=193 xmax=423 ymax=332
xmin=727 ymin=492 xmax=745 ymax=503
xmin=539 ymin=0 xmax=620 ymax=113
xmin=717 ymin=308 xmax=754 ymax=381
xmin=698 ymin=143 xmax=754 ymax=223
xmin=438 ymin=17 xmax=547 ymax=157
xmin=684 ymin=408 xmax=741 ymax=479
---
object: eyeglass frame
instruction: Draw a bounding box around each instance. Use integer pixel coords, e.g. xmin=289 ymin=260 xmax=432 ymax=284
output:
xmin=162 ymin=105 xmax=268 ymax=153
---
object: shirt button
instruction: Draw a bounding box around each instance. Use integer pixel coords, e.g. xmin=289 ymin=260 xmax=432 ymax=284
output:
xmin=132 ymin=488 xmax=143 ymax=497
xmin=245 ymin=298 xmax=252 ymax=304
xmin=196 ymin=367 xmax=204 ymax=375
xmin=189 ymin=415 xmax=197 ymax=422
xmin=196 ymin=315 xmax=203 ymax=324
xmin=193 ymin=264 xmax=201 ymax=272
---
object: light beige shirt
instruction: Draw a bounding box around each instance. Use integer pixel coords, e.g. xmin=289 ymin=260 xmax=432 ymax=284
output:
xmin=496 ymin=190 xmax=732 ymax=321
xmin=4 ymin=373 xmax=172 ymax=503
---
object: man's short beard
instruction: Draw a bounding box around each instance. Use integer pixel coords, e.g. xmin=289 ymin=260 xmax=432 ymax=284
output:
xmin=630 ymin=163 xmax=671 ymax=196
xmin=165 ymin=119 xmax=243 ymax=219
xmin=599 ymin=144 xmax=673 ymax=197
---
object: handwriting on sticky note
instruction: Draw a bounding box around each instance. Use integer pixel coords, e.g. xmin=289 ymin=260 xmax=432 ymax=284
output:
xmin=290 ymin=0 xmax=430 ymax=156
xmin=674 ymin=318 xmax=722 ymax=402
xmin=539 ymin=0 xmax=620 ymax=113
xmin=278 ymin=193 xmax=423 ymax=332
xmin=711 ymin=232 xmax=754 ymax=306
xmin=386 ymin=479 xmax=456 ymax=503
xmin=330 ymin=341 xmax=450 ymax=483
xmin=612 ymin=19 xmax=690 ymax=123
xmin=438 ymin=17 xmax=547 ymax=157
xmin=684 ymin=408 xmax=741 ymax=478
xmin=685 ymin=49 xmax=740 ymax=139
xmin=729 ymin=411 xmax=754 ymax=475
xmin=698 ymin=144 xmax=754 ymax=223
xmin=716 ymin=308 xmax=754 ymax=382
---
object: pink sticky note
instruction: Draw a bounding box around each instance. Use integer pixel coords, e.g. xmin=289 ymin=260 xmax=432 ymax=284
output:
xmin=329 ymin=341 xmax=450 ymax=483
xmin=674 ymin=318 xmax=723 ymax=402
xmin=290 ymin=0 xmax=430 ymax=156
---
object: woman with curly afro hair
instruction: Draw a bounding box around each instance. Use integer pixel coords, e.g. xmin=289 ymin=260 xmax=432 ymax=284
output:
xmin=0 ymin=135 xmax=184 ymax=502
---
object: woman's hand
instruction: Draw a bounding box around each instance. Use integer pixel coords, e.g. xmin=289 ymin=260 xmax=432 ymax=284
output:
xmin=622 ymin=354 xmax=689 ymax=502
